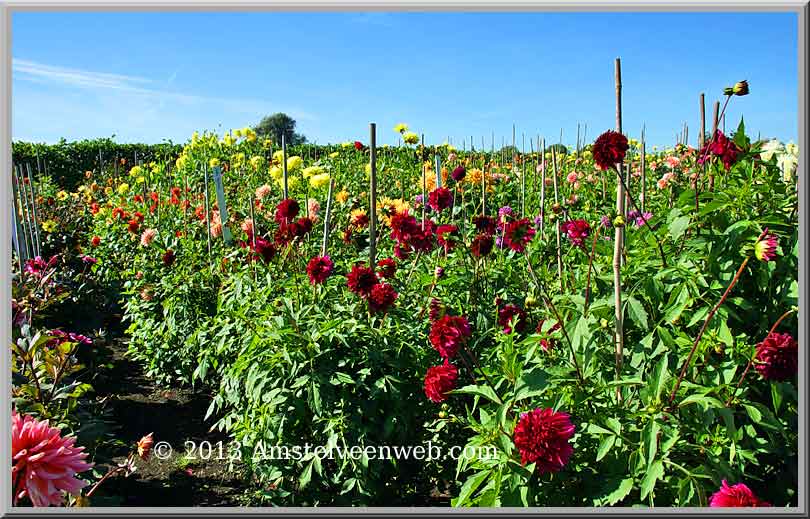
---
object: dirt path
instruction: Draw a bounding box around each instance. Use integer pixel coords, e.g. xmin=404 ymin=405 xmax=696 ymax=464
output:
xmin=86 ymin=337 xmax=254 ymax=506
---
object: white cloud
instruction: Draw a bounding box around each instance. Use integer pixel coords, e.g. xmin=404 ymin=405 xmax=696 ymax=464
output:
xmin=12 ymin=59 xmax=317 ymax=142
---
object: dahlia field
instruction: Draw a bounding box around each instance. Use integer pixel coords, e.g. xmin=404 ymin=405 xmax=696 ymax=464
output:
xmin=10 ymin=80 xmax=800 ymax=507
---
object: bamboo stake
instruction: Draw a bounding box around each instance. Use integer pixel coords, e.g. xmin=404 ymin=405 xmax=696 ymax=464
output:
xmin=699 ymin=93 xmax=706 ymax=148
xmin=540 ymin=137 xmax=546 ymax=240
xmin=15 ymin=166 xmax=35 ymax=259
xmin=521 ymin=133 xmax=526 ymax=217
xmin=640 ymin=127 xmax=647 ymax=214
xmin=25 ymin=164 xmax=41 ymax=257
xmin=551 ymin=147 xmax=562 ymax=293
xmin=421 ymin=134 xmax=427 ymax=229
xmin=369 ymin=123 xmax=378 ymax=268
xmin=11 ymin=174 xmax=27 ymax=264
xmin=613 ymin=58 xmax=625 ymax=399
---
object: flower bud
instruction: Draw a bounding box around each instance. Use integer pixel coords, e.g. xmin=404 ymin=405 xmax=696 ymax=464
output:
xmin=613 ymin=215 xmax=625 ymax=228
xmin=525 ymin=295 xmax=538 ymax=308
xmin=723 ymin=86 xmax=734 ymax=96
xmin=434 ymin=266 xmax=444 ymax=279
xmin=732 ymin=80 xmax=749 ymax=96
xmin=551 ymin=202 xmax=562 ymax=214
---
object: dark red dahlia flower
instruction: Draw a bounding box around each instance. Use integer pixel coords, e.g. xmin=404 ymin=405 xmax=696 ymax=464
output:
xmin=252 ymin=238 xmax=277 ymax=263
xmin=536 ymin=319 xmax=561 ymax=352
xmin=593 ymin=130 xmax=629 ymax=171
xmin=368 ymin=282 xmax=398 ymax=313
xmin=424 ymin=362 xmax=459 ymax=403
xmin=560 ymin=219 xmax=591 ymax=248
xmin=347 ymin=264 xmax=378 ymax=298
xmin=436 ymin=224 xmax=459 ymax=252
xmin=390 ymin=211 xmax=420 ymax=243
xmin=127 ymin=219 xmax=140 ymax=234
xmin=354 ymin=141 xmax=363 ymax=150
xmin=709 ymin=480 xmax=770 ymax=507
xmin=306 ymin=255 xmax=334 ymax=285
xmin=698 ymin=130 xmax=741 ymax=171
xmin=498 ymin=304 xmax=528 ymax=334
xmin=473 ymin=215 xmax=497 ymax=235
xmin=451 ymin=166 xmax=466 ymax=182
xmin=275 ymin=198 xmax=300 ymax=223
xmin=470 ymin=233 xmax=494 ymax=258
xmin=429 ymin=315 xmax=472 ymax=359
xmin=376 ymin=258 xmax=397 ymax=279
xmin=513 ymin=407 xmax=575 ymax=472
xmin=91 ymin=236 xmax=101 ymax=247
xmin=503 ymin=218 xmax=536 ymax=253
xmin=162 ymin=249 xmax=175 ymax=266
xmin=754 ymin=332 xmax=798 ymax=381
xmin=428 ymin=187 xmax=453 ymax=212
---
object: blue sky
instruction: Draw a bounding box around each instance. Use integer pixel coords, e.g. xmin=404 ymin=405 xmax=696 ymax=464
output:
xmin=12 ymin=11 xmax=799 ymax=148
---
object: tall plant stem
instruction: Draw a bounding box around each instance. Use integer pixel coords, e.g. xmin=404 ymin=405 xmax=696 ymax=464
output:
xmin=551 ymin=147 xmax=563 ymax=293
xmin=725 ymin=308 xmax=797 ymax=406
xmin=668 ymin=240 xmax=764 ymax=407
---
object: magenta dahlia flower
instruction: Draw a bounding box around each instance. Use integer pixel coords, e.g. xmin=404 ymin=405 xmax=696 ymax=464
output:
xmin=429 ymin=315 xmax=472 ymax=359
xmin=754 ymin=331 xmax=798 ymax=381
xmin=709 ymin=480 xmax=770 ymax=507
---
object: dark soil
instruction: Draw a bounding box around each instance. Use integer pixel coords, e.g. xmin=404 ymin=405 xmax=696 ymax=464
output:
xmin=84 ymin=335 xmax=255 ymax=506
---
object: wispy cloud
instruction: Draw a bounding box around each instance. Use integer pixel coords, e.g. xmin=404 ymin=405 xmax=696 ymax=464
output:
xmin=13 ymin=58 xmax=317 ymax=122
xmin=13 ymin=59 xmax=153 ymax=91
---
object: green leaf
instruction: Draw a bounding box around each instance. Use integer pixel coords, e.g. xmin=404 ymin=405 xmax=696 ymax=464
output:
xmin=453 ymin=470 xmax=489 ymax=507
xmin=603 ymin=477 xmax=634 ymax=506
xmin=627 ymin=297 xmax=649 ymax=331
xmin=668 ymin=215 xmax=691 ymax=242
xmin=596 ymin=435 xmax=616 ymax=461
xmin=453 ymin=384 xmax=502 ymax=404
xmin=512 ymin=368 xmax=549 ymax=402
xmin=642 ymin=419 xmax=660 ymax=469
xmin=640 ymin=460 xmax=665 ymax=500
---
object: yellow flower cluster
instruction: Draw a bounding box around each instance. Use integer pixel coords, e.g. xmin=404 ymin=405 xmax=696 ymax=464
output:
xmin=403 ymin=132 xmax=419 ymax=145
xmin=394 ymin=123 xmax=409 ymax=134
xmin=335 ymin=189 xmax=349 ymax=204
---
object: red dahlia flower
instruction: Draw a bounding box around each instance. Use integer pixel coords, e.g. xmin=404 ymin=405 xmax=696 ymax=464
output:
xmin=275 ymin=198 xmax=300 ymax=223
xmin=560 ymin=219 xmax=591 ymax=248
xmin=498 ymin=304 xmax=528 ymax=334
xmin=709 ymin=480 xmax=770 ymax=507
xmin=428 ymin=187 xmax=453 ymax=212
xmin=376 ymin=258 xmax=397 ymax=279
xmin=91 ymin=236 xmax=101 ymax=247
xmin=127 ymin=219 xmax=140 ymax=234
xmin=306 ymin=255 xmax=334 ymax=285
xmin=593 ymin=130 xmax=629 ymax=170
xmin=162 ymin=249 xmax=175 ymax=266
xmin=473 ymin=215 xmax=497 ymax=235
xmin=503 ymin=218 xmax=536 ymax=253
xmin=354 ymin=141 xmax=363 ymax=150
xmin=470 ymin=233 xmax=494 ymax=258
xmin=754 ymin=332 xmax=798 ymax=381
xmin=513 ymin=407 xmax=575 ymax=472
xmin=429 ymin=315 xmax=472 ymax=359
xmin=451 ymin=166 xmax=466 ymax=182
xmin=698 ymin=130 xmax=741 ymax=171
xmin=436 ymin=225 xmax=459 ymax=252
xmin=12 ymin=410 xmax=93 ymax=507
xmin=369 ymin=282 xmax=398 ymax=313
xmin=347 ymin=264 xmax=378 ymax=298
xmin=424 ymin=362 xmax=459 ymax=403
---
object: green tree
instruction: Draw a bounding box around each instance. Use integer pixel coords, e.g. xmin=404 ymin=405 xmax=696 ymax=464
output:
xmin=253 ymin=113 xmax=307 ymax=147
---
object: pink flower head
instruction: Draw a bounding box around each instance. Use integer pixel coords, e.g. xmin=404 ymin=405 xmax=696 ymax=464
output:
xmin=709 ymin=480 xmax=770 ymax=507
xmin=560 ymin=219 xmax=591 ymax=248
xmin=566 ymin=171 xmax=578 ymax=184
xmin=754 ymin=332 xmax=798 ymax=381
xmin=754 ymin=230 xmax=779 ymax=262
xmin=12 ymin=410 xmax=93 ymax=507
xmin=140 ymin=228 xmax=158 ymax=247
